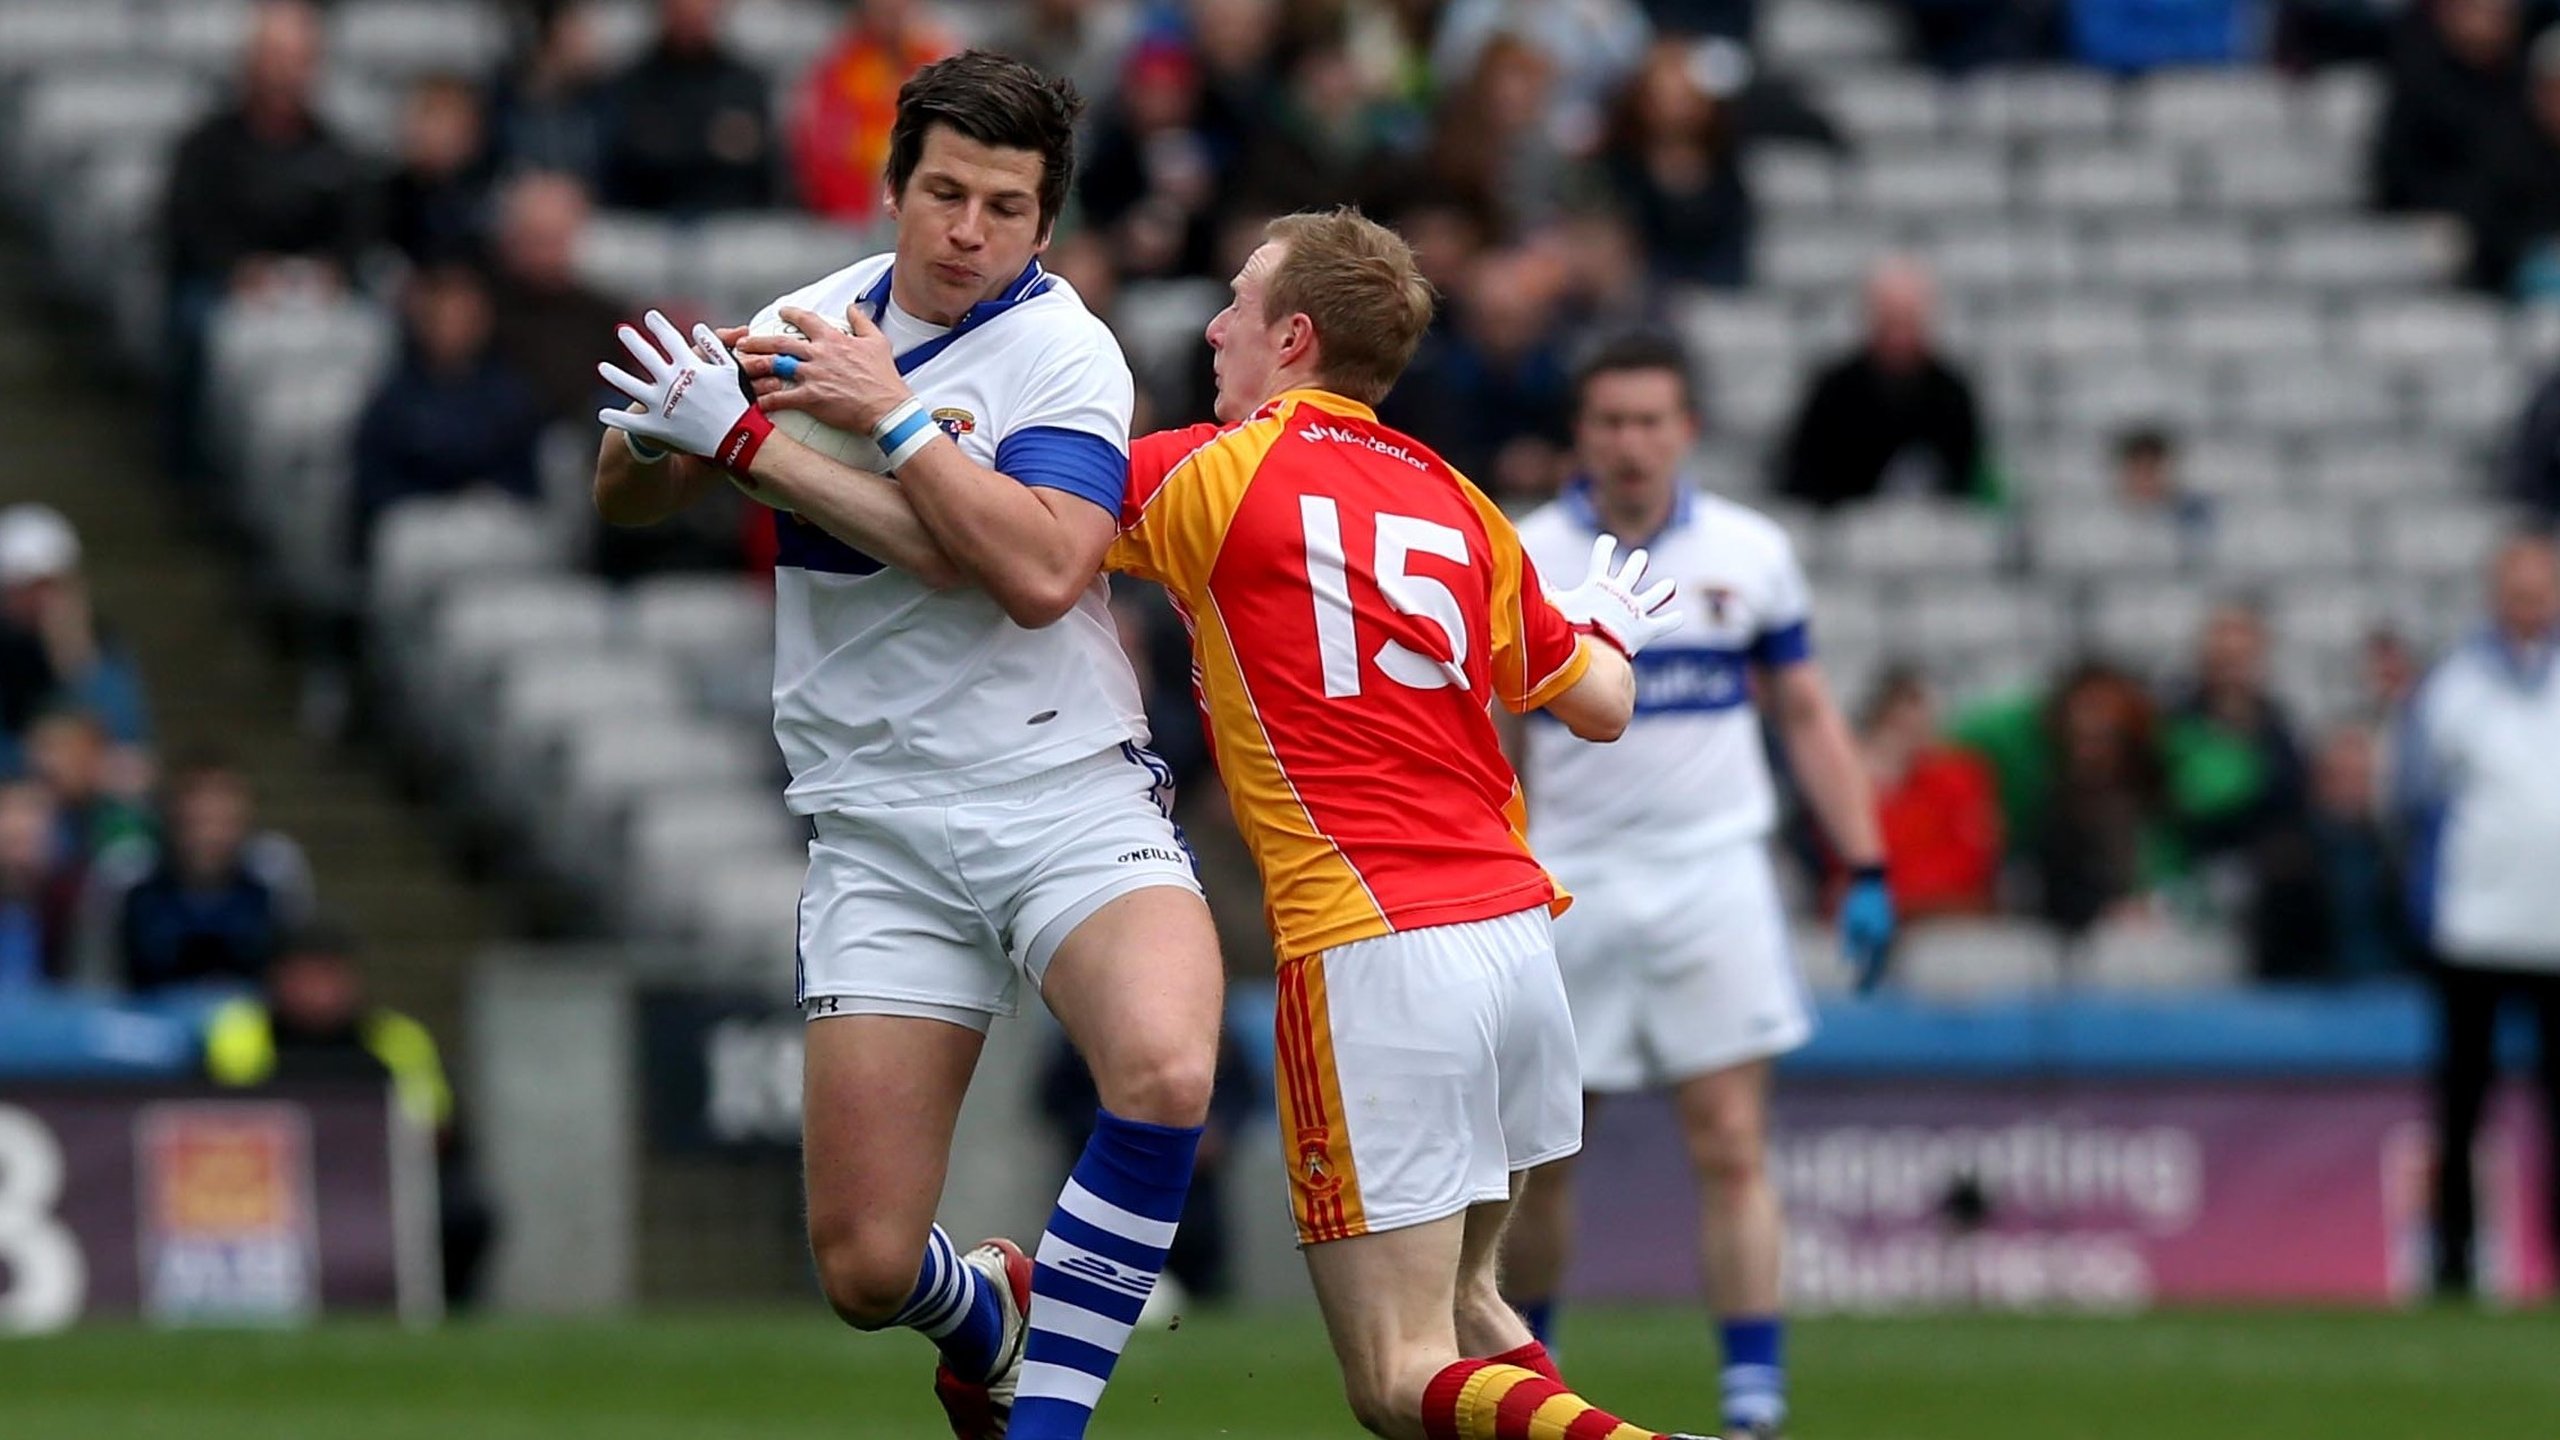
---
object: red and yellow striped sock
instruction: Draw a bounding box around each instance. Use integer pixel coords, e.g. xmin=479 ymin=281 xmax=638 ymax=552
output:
xmin=1421 ymin=1360 xmax=1659 ymax=1440
xmin=1485 ymin=1340 xmax=1564 ymax=1385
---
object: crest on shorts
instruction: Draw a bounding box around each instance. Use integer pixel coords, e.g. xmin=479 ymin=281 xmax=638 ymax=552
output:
xmin=931 ymin=407 xmax=976 ymax=438
xmin=1295 ymin=1125 xmax=1343 ymax=1199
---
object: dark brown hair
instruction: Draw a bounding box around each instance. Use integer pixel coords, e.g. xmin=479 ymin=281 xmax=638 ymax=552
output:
xmin=887 ymin=50 xmax=1085 ymax=234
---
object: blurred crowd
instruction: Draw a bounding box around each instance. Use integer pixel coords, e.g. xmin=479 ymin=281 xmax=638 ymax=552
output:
xmin=93 ymin=0 xmax=2560 ymax=990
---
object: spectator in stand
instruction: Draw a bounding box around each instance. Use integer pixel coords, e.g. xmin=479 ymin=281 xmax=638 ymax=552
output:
xmin=0 ymin=781 xmax=77 ymax=990
xmin=491 ymin=1 xmax=614 ymax=184
xmin=1078 ymin=35 xmax=1230 ymax=280
xmin=993 ymin=0 xmax=1141 ymax=102
xmin=1432 ymin=0 xmax=1652 ymax=152
xmin=2373 ymin=0 xmax=2534 ymax=289
xmin=22 ymin=710 xmax=152 ymax=867
xmin=206 ymin=920 xmax=496 ymax=1307
xmin=1425 ymin=31 xmax=1571 ymax=238
xmin=1382 ymin=245 xmax=1578 ymax=504
xmin=0 ymin=507 xmax=151 ymax=779
xmin=599 ymin=0 xmax=780 ymax=214
xmin=2504 ymin=340 xmax=2560 ymax=519
xmin=2470 ymin=30 xmax=2560 ymax=295
xmin=2304 ymin=723 xmax=2413 ymax=981
xmin=350 ymin=264 xmax=546 ymax=569
xmin=1228 ymin=33 xmax=1409 ymax=218
xmin=789 ymin=0 xmax=957 ymax=224
xmin=1603 ymin=38 xmax=1754 ymax=288
xmin=381 ymin=75 xmax=496 ymax=266
xmin=1855 ymin=669 xmax=2002 ymax=918
xmin=488 ymin=173 xmax=625 ymax=425
xmin=1190 ymin=0 xmax=1288 ymax=162
xmin=86 ymin=757 xmax=314 ymax=995
xmin=1778 ymin=257 xmax=1985 ymax=509
xmin=2036 ymin=663 xmax=2175 ymax=933
xmin=160 ymin=0 xmax=372 ymax=482
xmin=2362 ymin=626 xmax=2423 ymax=718
xmin=2113 ymin=426 xmax=2214 ymax=562
xmin=1547 ymin=207 xmax=1663 ymax=338
xmin=2397 ymin=530 xmax=2560 ymax=1297
xmin=2168 ymin=602 xmax=2320 ymax=977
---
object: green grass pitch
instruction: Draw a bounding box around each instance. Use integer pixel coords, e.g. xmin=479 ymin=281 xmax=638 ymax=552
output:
xmin=4 ymin=1306 xmax=2555 ymax=1439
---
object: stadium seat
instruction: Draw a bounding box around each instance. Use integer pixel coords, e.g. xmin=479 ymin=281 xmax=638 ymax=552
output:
xmin=1928 ymin=220 xmax=2084 ymax=296
xmin=1826 ymin=499 xmax=2008 ymax=579
xmin=2087 ymin=221 xmax=2258 ymax=292
xmin=546 ymin=715 xmax=776 ymax=879
xmin=690 ymin=852 xmax=808 ymax=984
xmin=2268 ymin=577 xmax=2437 ymax=659
xmin=367 ymin=494 xmax=567 ymax=640
xmin=2300 ymin=65 xmax=2386 ymax=148
xmin=577 ymin=210 xmax=681 ymax=306
xmin=1949 ymin=68 xmax=2120 ymax=142
xmin=2346 ymin=295 xmax=2510 ymax=366
xmin=1889 ymin=580 xmax=2067 ymax=671
xmin=623 ymin=574 xmax=773 ymax=677
xmin=696 ymin=214 xmax=878 ymax=325
xmin=2268 ymin=219 xmax=2462 ymax=291
xmin=1897 ymin=921 xmax=2065 ymax=998
xmin=1752 ymin=219 xmax=1896 ymax=295
xmin=204 ymin=298 xmax=397 ymax=475
xmin=2408 ymin=363 xmax=2525 ymax=443
xmin=329 ymin=0 xmax=509 ymax=78
xmin=316 ymin=68 xmax=403 ymax=158
xmin=6 ymin=69 xmax=212 ymax=196
xmin=2048 ymin=361 xmax=2214 ymax=433
xmin=1997 ymin=296 xmax=2152 ymax=364
xmin=476 ymin=648 xmax=691 ymax=819
xmin=2219 ymin=363 xmax=2399 ymax=440
xmin=2299 ymin=438 xmax=2479 ymax=502
xmin=152 ymin=0 xmax=254 ymax=76
xmin=2368 ymin=501 xmax=2515 ymax=581
xmin=1818 ymin=70 xmax=1949 ymax=144
xmin=0 ymin=2 xmax=140 ymax=83
xmin=2129 ymin=69 xmax=2294 ymax=148
xmin=1678 ymin=293 xmax=1801 ymax=377
xmin=2082 ymin=581 xmax=2213 ymax=674
xmin=619 ymin=786 xmax=802 ymax=934
xmin=422 ymin=574 xmax=621 ymax=717
xmin=1853 ymin=144 xmax=2009 ymax=219
xmin=1761 ymin=0 xmax=1901 ymax=67
xmin=723 ymin=0 xmax=844 ymax=80
xmin=1743 ymin=143 xmax=1841 ymax=217
xmin=2177 ymin=438 xmax=2293 ymax=502
xmin=2160 ymin=297 xmax=2326 ymax=363
xmin=1710 ymin=362 xmax=1803 ymax=445
xmin=2019 ymin=145 xmax=2184 ymax=215
xmin=2197 ymin=141 xmax=2360 ymax=214
xmin=1115 ymin=279 xmax=1225 ymax=401
xmin=2076 ymin=924 xmax=2246 ymax=990
xmin=2204 ymin=502 xmax=2363 ymax=580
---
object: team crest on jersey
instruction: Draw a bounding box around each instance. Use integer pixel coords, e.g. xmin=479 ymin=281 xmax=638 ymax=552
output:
xmin=1700 ymin=585 xmax=1735 ymax=624
xmin=931 ymin=407 xmax=976 ymax=438
xmin=1295 ymin=1126 xmax=1343 ymax=1199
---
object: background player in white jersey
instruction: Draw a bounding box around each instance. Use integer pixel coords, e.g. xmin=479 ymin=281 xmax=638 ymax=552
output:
xmin=1499 ymin=334 xmax=1898 ymax=1439
xmin=588 ymin=53 xmax=1220 ymax=1440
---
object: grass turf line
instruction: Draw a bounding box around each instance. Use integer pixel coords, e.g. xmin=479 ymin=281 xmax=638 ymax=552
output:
xmin=1 ymin=1307 xmax=2554 ymax=1439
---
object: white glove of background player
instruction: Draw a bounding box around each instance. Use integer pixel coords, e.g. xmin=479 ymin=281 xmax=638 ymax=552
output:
xmin=1548 ymin=535 xmax=1682 ymax=657
xmin=597 ymin=309 xmax=774 ymax=474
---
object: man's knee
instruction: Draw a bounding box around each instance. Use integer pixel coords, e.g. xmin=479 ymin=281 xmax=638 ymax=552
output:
xmin=809 ymin=1222 xmax=924 ymax=1330
xmin=1094 ymin=1040 xmax=1216 ymax=1128
xmin=1685 ymin=1103 xmax=1767 ymax=1191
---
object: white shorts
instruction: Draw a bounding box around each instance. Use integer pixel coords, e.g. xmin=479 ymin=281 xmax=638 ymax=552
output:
xmin=1548 ymin=839 xmax=1813 ymax=1092
xmin=795 ymin=743 xmax=1203 ymax=1029
xmin=1273 ymin=906 xmax=1583 ymax=1246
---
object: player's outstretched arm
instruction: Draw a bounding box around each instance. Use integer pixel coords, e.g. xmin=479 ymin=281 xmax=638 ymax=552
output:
xmin=1541 ymin=640 xmax=1636 ymax=741
xmin=1766 ymin=660 xmax=1896 ymax=987
xmin=740 ymin=305 xmax=1115 ymax=628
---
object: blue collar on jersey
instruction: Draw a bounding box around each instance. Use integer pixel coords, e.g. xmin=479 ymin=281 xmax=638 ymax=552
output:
xmin=2465 ymin=621 xmax=2560 ymax=691
xmin=1561 ymin=473 xmax=1697 ymax=548
xmin=858 ymin=260 xmax=1054 ymax=374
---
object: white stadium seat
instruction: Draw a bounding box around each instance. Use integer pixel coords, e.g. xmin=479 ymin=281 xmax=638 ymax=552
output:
xmin=1951 ymin=68 xmax=2119 ymax=142
xmin=2020 ymin=145 xmax=2183 ymax=214
xmin=1898 ymin=921 xmax=2066 ymax=998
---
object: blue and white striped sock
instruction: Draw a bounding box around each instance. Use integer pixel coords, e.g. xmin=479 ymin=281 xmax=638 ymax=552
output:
xmin=1008 ymin=1109 xmax=1201 ymax=1439
xmin=1720 ymin=1314 xmax=1786 ymax=1431
xmin=882 ymin=1224 xmax=1002 ymax=1380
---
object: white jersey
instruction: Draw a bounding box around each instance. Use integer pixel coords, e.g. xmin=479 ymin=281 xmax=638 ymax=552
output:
xmin=1516 ymin=481 xmax=1813 ymax=859
xmin=752 ymin=254 xmax=1147 ymax=810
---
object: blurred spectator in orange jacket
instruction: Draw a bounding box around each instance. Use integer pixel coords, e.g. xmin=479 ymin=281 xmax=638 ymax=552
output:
xmin=789 ymin=0 xmax=957 ymax=223
xmin=1856 ymin=669 xmax=2002 ymax=917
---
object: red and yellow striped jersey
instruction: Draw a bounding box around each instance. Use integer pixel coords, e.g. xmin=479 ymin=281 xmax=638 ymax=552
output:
xmin=1109 ymin=388 xmax=1590 ymax=961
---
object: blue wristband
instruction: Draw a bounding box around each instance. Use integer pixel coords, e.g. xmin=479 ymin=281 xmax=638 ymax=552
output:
xmin=874 ymin=401 xmax=934 ymax=467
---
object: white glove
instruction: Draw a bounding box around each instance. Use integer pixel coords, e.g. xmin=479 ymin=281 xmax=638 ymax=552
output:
xmin=1548 ymin=535 xmax=1682 ymax=657
xmin=597 ymin=310 xmax=774 ymax=475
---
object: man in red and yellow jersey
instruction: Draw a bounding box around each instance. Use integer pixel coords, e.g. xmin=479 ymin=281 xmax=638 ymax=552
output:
xmin=1107 ymin=209 xmax=1705 ymax=1440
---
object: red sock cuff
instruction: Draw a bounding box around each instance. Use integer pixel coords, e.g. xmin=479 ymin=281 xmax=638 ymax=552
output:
xmin=1487 ymin=1340 xmax=1563 ymax=1385
xmin=1423 ymin=1359 xmax=1488 ymax=1440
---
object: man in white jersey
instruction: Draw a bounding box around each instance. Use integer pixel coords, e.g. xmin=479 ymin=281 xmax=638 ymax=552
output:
xmin=590 ymin=53 xmax=1218 ymax=1440
xmin=1499 ymin=335 xmax=1896 ymax=1440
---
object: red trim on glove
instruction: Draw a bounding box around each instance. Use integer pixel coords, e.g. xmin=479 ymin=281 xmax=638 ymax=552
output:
xmin=715 ymin=406 xmax=776 ymax=479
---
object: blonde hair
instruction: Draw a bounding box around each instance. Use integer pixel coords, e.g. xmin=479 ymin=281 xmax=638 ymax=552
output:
xmin=1260 ymin=208 xmax=1438 ymax=406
